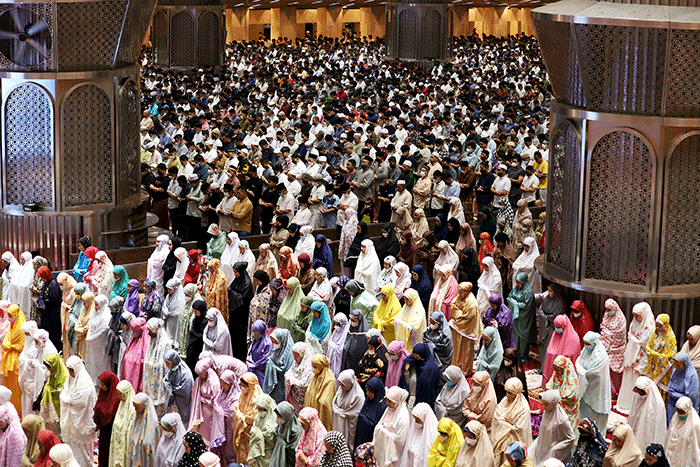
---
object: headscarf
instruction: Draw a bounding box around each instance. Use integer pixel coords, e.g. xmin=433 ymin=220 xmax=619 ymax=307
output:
xmin=546 ymin=355 xmax=580 ymax=428
xmin=163 ymin=349 xmax=194 ymax=426
xmin=320 ymin=431 xmax=353 ymax=467
xmin=463 ymin=371 xmax=497 ymax=432
xmin=109 ymin=380 xmax=136 ymax=467
xmin=178 ymin=431 xmax=207 ymax=467
xmin=296 ymin=407 xmax=328 ymax=467
xmin=304 ymin=354 xmax=336 ymax=430
xmin=155 ymin=412 xmax=186 ymax=467
xmin=681 ymin=325 xmax=700 ymax=380
xmin=198 ymin=452 xmax=221 ymax=467
xmin=255 ymin=243 xmax=278 ymax=280
xmin=568 ymin=418 xmax=609 ymax=467
xmin=600 ymin=298 xmax=627 ymax=373
xmin=428 ymin=265 xmax=459 ymax=320
xmin=641 ymin=444 xmax=670 ymax=467
xmin=627 ymin=375 xmax=667 ymax=454
xmin=477 ymin=232 xmax=495 ymax=272
xmin=110 ymin=265 xmax=129 ymax=300
xmin=144 ymin=318 xmax=172 ymax=406
xmin=338 ymin=209 xmax=361 ymax=262
xmin=543 ymin=314 xmax=582 ymax=384
xmin=141 ymin=278 xmax=163 ymax=319
xmin=279 ymin=246 xmax=300 ymax=281
xmin=48 ymin=444 xmax=79 ymax=467
xmin=456 ymin=222 xmax=477 ymax=252
xmin=373 ymin=284 xmax=402 ymax=342
xmin=60 ymin=356 xmax=97 ymax=438
xmin=353 ymin=443 xmax=376 ymax=467
xmin=308 ymin=301 xmax=332 ymax=343
xmin=394 ymin=289 xmax=426 ymax=352
xmin=491 ymin=377 xmax=532 ymax=462
xmin=428 ymin=417 xmax=464 ymax=467
xmin=277 ymin=276 xmax=304 ymax=330
xmin=342 ymin=308 xmax=369 ymax=375
xmin=405 ymin=343 xmax=443 ymax=407
xmin=270 ymin=401 xmax=302 ymax=467
xmin=422 ymin=311 xmax=453 ymax=372
xmin=41 ymin=353 xmax=67 ymax=416
xmin=455 ymin=420 xmax=495 ymax=467
xmin=328 ymin=313 xmax=350 ymax=378
xmin=286 ymin=341 xmax=314 ymax=400
xmin=249 ymin=392 xmax=277 ymax=465
xmin=385 ymin=340 xmax=410 ymax=388
xmin=355 ymin=377 xmax=387 ymax=448
xmin=131 ymin=393 xmax=160 ymax=467
xmin=395 ymin=403 xmax=438 ymax=467
xmin=2 ymin=304 xmax=26 ymax=377
xmin=668 ymin=351 xmax=700 ymax=415
xmin=435 ymin=365 xmax=470 ymax=426
xmin=93 ymin=371 xmax=120 ymax=429
xmin=604 ymin=424 xmax=642 ymax=467
xmin=120 ymin=317 xmax=149 ymax=392
xmin=125 ymin=279 xmax=141 ymax=316
xmin=203 ymin=307 xmax=233 ymax=356
xmin=332 ymin=369 xmax=364 ymax=450
xmin=21 ymin=414 xmax=43 ymax=467
xmin=623 ymin=302 xmax=655 ymax=372
xmin=475 ymin=326 xmax=504 ymax=380
xmin=410 ymin=265 xmax=433 ymax=310
xmin=530 ymin=389 xmax=576 ymax=466
xmin=433 ymin=213 xmax=449 ymax=241
xmin=247 ymin=319 xmax=272 ymax=381
xmin=185 ymin=249 xmax=201 ymax=285
xmin=435 ymin=241 xmax=460 ymax=278
xmin=484 ymin=294 xmax=515 ymax=348
xmin=264 ymin=328 xmax=294 ymax=395
xmin=34 ymin=430 xmax=60 ymax=467
xmin=576 ymin=332 xmax=611 ymax=416
xmin=0 ymin=402 xmax=25 ymax=467
xmin=355 ymin=239 xmax=381 ymax=295
xmin=570 ymin=300 xmax=595 ymax=346
xmin=313 ymin=235 xmax=335 ymax=277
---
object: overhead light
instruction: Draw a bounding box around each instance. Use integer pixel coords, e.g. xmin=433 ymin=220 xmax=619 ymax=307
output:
xmin=233 ymin=2 xmax=244 ymax=5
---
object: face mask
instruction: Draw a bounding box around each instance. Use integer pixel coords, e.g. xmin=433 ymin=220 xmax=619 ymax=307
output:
xmin=252 ymin=332 xmax=261 ymax=340
xmin=446 ymin=380 xmax=455 ymax=387
xmin=607 ymin=309 xmax=616 ymax=316
xmin=440 ymin=434 xmax=449 ymax=442
xmin=572 ymin=312 xmax=581 ymax=318
xmin=472 ymin=385 xmax=482 ymax=394
xmin=367 ymin=349 xmax=376 ymax=356
xmin=465 ymin=437 xmax=477 ymax=446
xmin=148 ymin=331 xmax=157 ymax=338
xmin=335 ymin=325 xmax=341 ymax=332
xmin=162 ymin=430 xmax=174 ymax=438
xmin=382 ymin=232 xmax=388 ymax=238
xmin=390 ymin=355 xmax=400 ymax=361
xmin=584 ymin=344 xmax=593 ymax=350
xmin=430 ymin=323 xmax=439 ymax=330
xmin=208 ymin=320 xmax=216 ymax=327
xmin=504 ymin=360 xmax=513 ymax=367
xmin=679 ymin=414 xmax=688 ymax=421
xmin=555 ymin=327 xmax=563 ymax=334
xmin=276 ymin=416 xmax=285 ymax=425
xmin=273 ymin=342 xmax=281 ymax=350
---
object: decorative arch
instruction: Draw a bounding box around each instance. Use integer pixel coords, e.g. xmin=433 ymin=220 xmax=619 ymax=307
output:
xmin=4 ymin=83 xmax=54 ymax=207
xmin=397 ymin=9 xmax=418 ymax=60
xmin=422 ymin=10 xmax=442 ymax=59
xmin=660 ymin=131 xmax=700 ymax=286
xmin=584 ymin=129 xmax=654 ymax=286
xmin=198 ymin=11 xmax=219 ymax=67
xmin=62 ymin=84 xmax=113 ymax=207
xmin=170 ymin=11 xmax=195 ymax=67
xmin=547 ymin=119 xmax=581 ymax=275
xmin=152 ymin=10 xmax=168 ymax=65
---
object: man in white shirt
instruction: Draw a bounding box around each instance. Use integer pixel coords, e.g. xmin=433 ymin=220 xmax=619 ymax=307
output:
xmin=292 ymin=197 xmax=312 ymax=226
xmin=491 ymin=165 xmax=511 ymax=209
xmin=520 ymin=165 xmax=539 ymax=206
xmin=308 ymin=174 xmax=326 ymax=229
xmin=336 ymin=182 xmax=359 ymax=229
xmin=430 ymin=170 xmax=446 ymax=216
xmin=286 ymin=173 xmax=301 ymax=199
xmin=274 ymin=184 xmax=295 ymax=221
xmin=215 ymin=183 xmax=238 ymax=232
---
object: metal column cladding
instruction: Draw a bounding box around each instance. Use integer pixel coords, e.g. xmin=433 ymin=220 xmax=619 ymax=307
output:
xmin=385 ymin=0 xmax=453 ymax=63
xmin=0 ymin=0 xmax=157 ymax=270
xmin=532 ymin=0 xmax=700 ymax=333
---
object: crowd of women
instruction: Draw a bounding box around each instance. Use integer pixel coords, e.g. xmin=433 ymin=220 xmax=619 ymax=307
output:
xmin=0 ymin=30 xmax=697 ymax=467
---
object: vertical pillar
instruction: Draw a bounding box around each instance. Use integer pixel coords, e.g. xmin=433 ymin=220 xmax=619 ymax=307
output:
xmin=271 ymin=6 xmax=297 ymax=40
xmin=317 ymin=6 xmax=343 ymax=38
xmin=226 ymin=6 xmax=248 ymax=41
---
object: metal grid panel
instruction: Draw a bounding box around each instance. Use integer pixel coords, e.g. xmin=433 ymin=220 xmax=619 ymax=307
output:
xmin=397 ymin=8 xmax=419 ymax=60
xmin=56 ymin=0 xmax=128 ymax=71
xmin=152 ymin=10 xmax=168 ymax=66
xmin=585 ymin=130 xmax=653 ymax=285
xmin=170 ymin=10 xmax=196 ymax=68
xmin=62 ymin=84 xmax=113 ymax=207
xmin=385 ymin=7 xmax=395 ymax=57
xmin=574 ymin=24 xmax=666 ymax=116
xmin=422 ymin=9 xmax=442 ymax=60
xmin=116 ymin=0 xmax=158 ymax=65
xmin=4 ymin=84 xmax=53 ymax=207
xmin=532 ymin=18 xmax=574 ymax=104
xmin=547 ymin=121 xmax=580 ymax=274
xmin=661 ymin=134 xmax=700 ymax=286
xmin=117 ymin=79 xmax=140 ymax=203
xmin=197 ymin=10 xmax=219 ymax=68
xmin=665 ymin=30 xmax=700 ymax=118
xmin=0 ymin=4 xmax=54 ymax=71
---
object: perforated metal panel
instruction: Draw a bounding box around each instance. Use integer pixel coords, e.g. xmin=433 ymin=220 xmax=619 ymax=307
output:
xmin=62 ymin=84 xmax=113 ymax=207
xmin=385 ymin=7 xmax=395 ymax=57
xmin=547 ymin=121 xmax=581 ymax=274
xmin=574 ymin=24 xmax=666 ymax=116
xmin=117 ymin=79 xmax=140 ymax=203
xmin=4 ymin=84 xmax=53 ymax=207
xmin=116 ymin=0 xmax=158 ymax=65
xmin=152 ymin=10 xmax=168 ymax=66
xmin=661 ymin=134 xmax=700 ymax=286
xmin=198 ymin=10 xmax=219 ymax=67
xmin=665 ymin=30 xmax=700 ymax=118
xmin=397 ymin=9 xmax=418 ymax=60
xmin=585 ymin=131 xmax=653 ymax=286
xmin=55 ymin=0 xmax=128 ymax=71
xmin=170 ymin=11 xmax=195 ymax=67
xmin=422 ymin=9 xmax=441 ymax=59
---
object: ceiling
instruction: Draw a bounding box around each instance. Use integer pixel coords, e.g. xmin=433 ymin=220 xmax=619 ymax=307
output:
xmin=223 ymin=0 xmax=553 ymax=10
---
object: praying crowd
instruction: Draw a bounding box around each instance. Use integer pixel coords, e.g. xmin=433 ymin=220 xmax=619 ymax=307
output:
xmin=0 ymin=31 xmax=693 ymax=467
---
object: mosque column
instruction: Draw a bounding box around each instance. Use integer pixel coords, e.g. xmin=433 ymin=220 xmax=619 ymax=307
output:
xmin=385 ymin=0 xmax=453 ymax=62
xmin=532 ymin=0 xmax=700 ymax=330
xmin=270 ymin=6 xmax=297 ymax=41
